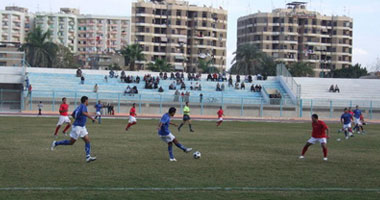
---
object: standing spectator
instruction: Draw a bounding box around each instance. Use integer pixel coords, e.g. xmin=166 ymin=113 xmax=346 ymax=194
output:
xmin=174 ymin=90 xmax=180 ymax=102
xmin=241 ymin=82 xmax=245 ymax=90
xmin=38 ymin=101 xmax=43 ymax=115
xmin=228 ymin=76 xmax=233 ymax=87
xmin=28 ymin=84 xmax=32 ymax=96
xmin=236 ymin=75 xmax=241 ymax=83
xmin=221 ymin=83 xmax=225 ymax=91
xmin=185 ymin=91 xmax=190 ymax=102
xmin=76 ymin=68 xmax=82 ymax=77
xmin=93 ymin=84 xmax=98 ymax=93
xmin=216 ymin=83 xmax=221 ymax=91
xmin=25 ymin=75 xmax=29 ymax=91
xmin=104 ymin=75 xmax=108 ymax=83
xmin=199 ymin=93 xmax=203 ymax=103
xmin=80 ymin=76 xmax=85 ymax=84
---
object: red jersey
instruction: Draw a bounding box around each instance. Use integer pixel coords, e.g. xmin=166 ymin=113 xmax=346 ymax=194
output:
xmin=312 ymin=120 xmax=328 ymax=138
xmin=349 ymin=111 xmax=354 ymax=119
xmin=217 ymin=109 xmax=224 ymax=118
xmin=130 ymin=107 xmax=136 ymax=117
xmin=59 ymin=103 xmax=69 ymax=116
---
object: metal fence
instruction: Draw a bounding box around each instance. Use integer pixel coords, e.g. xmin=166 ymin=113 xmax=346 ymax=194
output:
xmin=19 ymin=90 xmax=380 ymax=120
xmin=276 ymin=63 xmax=301 ymax=100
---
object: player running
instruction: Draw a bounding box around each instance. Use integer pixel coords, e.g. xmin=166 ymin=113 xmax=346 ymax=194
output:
xmin=157 ymin=107 xmax=192 ymax=162
xmin=353 ymin=105 xmax=365 ymax=134
xmin=216 ymin=106 xmax=225 ymax=127
xmin=54 ymin=97 xmax=72 ymax=138
xmin=125 ymin=103 xmax=137 ymax=131
xmin=94 ymin=100 xmax=102 ymax=124
xmin=299 ymin=114 xmax=330 ymax=161
xmin=178 ymin=102 xmax=194 ymax=132
xmin=341 ymin=108 xmax=354 ymax=139
xmin=51 ymin=96 xmax=97 ymax=163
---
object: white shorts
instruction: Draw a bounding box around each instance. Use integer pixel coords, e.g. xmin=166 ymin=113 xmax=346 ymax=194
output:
xmin=70 ymin=126 xmax=88 ymax=140
xmin=96 ymin=111 xmax=101 ymax=116
xmin=354 ymin=118 xmax=362 ymax=125
xmin=218 ymin=117 xmax=223 ymax=121
xmin=57 ymin=116 xmax=71 ymax=126
xmin=343 ymin=123 xmax=351 ymax=130
xmin=129 ymin=116 xmax=137 ymax=123
xmin=307 ymin=137 xmax=327 ymax=144
xmin=159 ymin=133 xmax=175 ymax=143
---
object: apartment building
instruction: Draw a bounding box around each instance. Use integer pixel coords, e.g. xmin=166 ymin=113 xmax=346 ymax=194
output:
xmin=34 ymin=8 xmax=78 ymax=53
xmin=132 ymin=0 xmax=227 ymax=72
xmin=237 ymin=2 xmax=353 ymax=77
xmin=77 ymin=15 xmax=130 ymax=67
xmin=0 ymin=6 xmax=34 ymax=45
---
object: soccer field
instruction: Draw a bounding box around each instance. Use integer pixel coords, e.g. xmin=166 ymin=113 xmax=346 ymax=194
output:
xmin=0 ymin=116 xmax=379 ymax=200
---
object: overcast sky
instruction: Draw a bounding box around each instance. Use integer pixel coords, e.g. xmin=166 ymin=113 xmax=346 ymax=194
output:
xmin=1 ymin=0 xmax=379 ymax=71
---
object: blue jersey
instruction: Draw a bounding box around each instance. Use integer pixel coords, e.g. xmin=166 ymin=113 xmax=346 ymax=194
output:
xmin=95 ymin=103 xmax=102 ymax=112
xmin=73 ymin=104 xmax=88 ymax=127
xmin=341 ymin=113 xmax=352 ymax=125
xmin=353 ymin=109 xmax=361 ymax=119
xmin=158 ymin=113 xmax=171 ymax=136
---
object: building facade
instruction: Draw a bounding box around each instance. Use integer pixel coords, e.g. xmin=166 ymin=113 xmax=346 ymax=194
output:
xmin=0 ymin=6 xmax=34 ymax=45
xmin=77 ymin=15 xmax=130 ymax=68
xmin=237 ymin=2 xmax=353 ymax=77
xmin=132 ymin=0 xmax=227 ymax=72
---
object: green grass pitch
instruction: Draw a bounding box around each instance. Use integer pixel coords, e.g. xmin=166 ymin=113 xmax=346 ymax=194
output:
xmin=0 ymin=116 xmax=379 ymax=200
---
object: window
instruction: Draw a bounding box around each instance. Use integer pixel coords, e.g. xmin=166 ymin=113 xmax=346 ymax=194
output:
xmin=176 ymin=10 xmax=181 ymax=16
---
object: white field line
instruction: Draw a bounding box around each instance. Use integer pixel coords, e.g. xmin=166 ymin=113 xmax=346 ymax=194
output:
xmin=0 ymin=187 xmax=380 ymax=192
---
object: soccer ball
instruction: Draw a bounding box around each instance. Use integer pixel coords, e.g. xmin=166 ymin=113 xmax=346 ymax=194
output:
xmin=193 ymin=151 xmax=201 ymax=159
xmin=337 ymin=138 xmax=341 ymax=142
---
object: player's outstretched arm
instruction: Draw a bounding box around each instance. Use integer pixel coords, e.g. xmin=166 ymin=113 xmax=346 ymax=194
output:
xmin=170 ymin=122 xmax=178 ymax=127
xmin=83 ymin=111 xmax=96 ymax=122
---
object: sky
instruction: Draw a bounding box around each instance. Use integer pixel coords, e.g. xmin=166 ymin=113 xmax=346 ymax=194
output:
xmin=1 ymin=0 xmax=379 ymax=71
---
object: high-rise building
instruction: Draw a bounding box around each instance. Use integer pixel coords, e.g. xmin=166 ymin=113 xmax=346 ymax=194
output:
xmin=0 ymin=6 xmax=34 ymax=45
xmin=34 ymin=8 xmax=78 ymax=52
xmin=77 ymin=15 xmax=130 ymax=67
xmin=132 ymin=0 xmax=227 ymax=72
xmin=237 ymin=2 xmax=353 ymax=77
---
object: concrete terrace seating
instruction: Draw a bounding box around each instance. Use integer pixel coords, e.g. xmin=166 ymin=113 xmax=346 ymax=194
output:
xmin=25 ymin=68 xmax=292 ymax=105
xmin=295 ymin=77 xmax=380 ymax=107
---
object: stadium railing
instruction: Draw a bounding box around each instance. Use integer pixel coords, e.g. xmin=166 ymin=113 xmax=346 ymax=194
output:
xmin=276 ymin=64 xmax=301 ymax=104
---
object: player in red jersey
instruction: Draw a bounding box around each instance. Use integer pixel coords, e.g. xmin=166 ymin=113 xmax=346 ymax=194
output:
xmin=216 ymin=106 xmax=225 ymax=127
xmin=299 ymin=114 xmax=330 ymax=161
xmin=125 ymin=103 xmax=137 ymax=131
xmin=54 ymin=97 xmax=72 ymax=138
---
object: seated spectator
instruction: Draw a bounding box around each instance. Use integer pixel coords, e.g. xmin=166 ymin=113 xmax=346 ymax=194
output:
xmin=180 ymin=82 xmax=186 ymax=90
xmin=235 ymin=82 xmax=240 ymax=89
xmin=163 ymin=72 xmax=168 ymax=80
xmin=334 ymin=85 xmax=340 ymax=93
xmin=121 ymin=71 xmax=126 ymax=79
xmin=159 ymin=72 xmax=163 ymax=79
xmin=248 ymin=75 xmax=253 ymax=83
xmin=244 ymin=76 xmax=249 ymax=83
xmin=136 ymin=76 xmax=140 ymax=84
xmin=250 ymin=84 xmax=256 ymax=92
xmin=132 ymin=86 xmax=138 ymax=94
xmin=181 ymin=72 xmax=184 ymax=79
xmin=329 ymin=85 xmax=335 ymax=93
xmin=124 ymin=86 xmax=131 ymax=96
xmin=236 ymin=75 xmax=241 ymax=83
xmin=198 ymin=84 xmax=202 ymax=91
xmin=207 ymin=74 xmax=212 ymax=81
xmin=194 ymin=82 xmax=199 ymax=90
xmin=228 ymin=77 xmax=233 ymax=87
xmin=222 ymin=73 xmax=227 ymax=81
xmin=109 ymin=70 xmax=115 ymax=78
xmin=169 ymin=82 xmax=176 ymax=90
xmin=212 ymin=73 xmax=218 ymax=81
xmin=257 ymin=74 xmax=262 ymax=80
xmin=221 ymin=83 xmax=225 ymax=91
xmin=241 ymin=82 xmax=245 ymax=90
xmin=153 ymin=82 xmax=158 ymax=89
xmin=158 ymin=86 xmax=164 ymax=93
xmin=170 ymin=72 xmax=175 ymax=80
xmin=216 ymin=83 xmax=221 ymax=91
xmin=76 ymin=68 xmax=82 ymax=77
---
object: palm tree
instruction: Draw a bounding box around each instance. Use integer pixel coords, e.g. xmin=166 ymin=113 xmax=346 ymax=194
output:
xmin=147 ymin=58 xmax=171 ymax=72
xmin=20 ymin=26 xmax=58 ymax=67
xmin=230 ymin=44 xmax=266 ymax=75
xmin=198 ymin=59 xmax=218 ymax=73
xmin=288 ymin=62 xmax=315 ymax=77
xmin=120 ymin=44 xmax=145 ymax=71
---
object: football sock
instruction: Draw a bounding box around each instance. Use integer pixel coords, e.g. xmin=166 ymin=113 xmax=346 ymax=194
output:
xmin=178 ymin=123 xmax=184 ymax=130
xmin=85 ymin=142 xmax=91 ymax=158
xmin=301 ymin=146 xmax=309 ymax=156
xmin=322 ymin=146 xmax=328 ymax=158
xmin=54 ymin=125 xmax=61 ymax=135
xmin=189 ymin=124 xmax=192 ymax=130
xmin=94 ymin=116 xmax=98 ymax=120
xmin=56 ymin=140 xmax=71 ymax=146
xmin=175 ymin=143 xmax=186 ymax=151
xmin=63 ymin=124 xmax=71 ymax=133
xmin=98 ymin=116 xmax=101 ymax=124
xmin=168 ymin=144 xmax=174 ymax=159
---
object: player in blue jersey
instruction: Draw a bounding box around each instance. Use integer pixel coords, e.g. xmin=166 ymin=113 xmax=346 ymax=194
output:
xmin=94 ymin=100 xmax=103 ymax=124
xmin=157 ymin=107 xmax=192 ymax=162
xmin=50 ymin=96 xmax=97 ymax=163
xmin=353 ymin=105 xmax=365 ymax=134
xmin=341 ymin=108 xmax=353 ymax=140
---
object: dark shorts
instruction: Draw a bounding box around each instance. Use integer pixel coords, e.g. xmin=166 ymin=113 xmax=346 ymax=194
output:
xmin=183 ymin=115 xmax=191 ymax=121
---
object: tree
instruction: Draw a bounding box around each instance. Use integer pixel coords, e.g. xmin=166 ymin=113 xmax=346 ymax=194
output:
xmin=147 ymin=59 xmax=171 ymax=72
xmin=52 ymin=44 xmax=79 ymax=68
xmin=288 ymin=62 xmax=315 ymax=77
xmin=120 ymin=44 xmax=145 ymax=71
xmin=20 ymin=26 xmax=58 ymax=67
xmin=330 ymin=64 xmax=368 ymax=78
xmin=230 ymin=44 xmax=276 ymax=76
xmin=198 ymin=58 xmax=219 ymax=73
